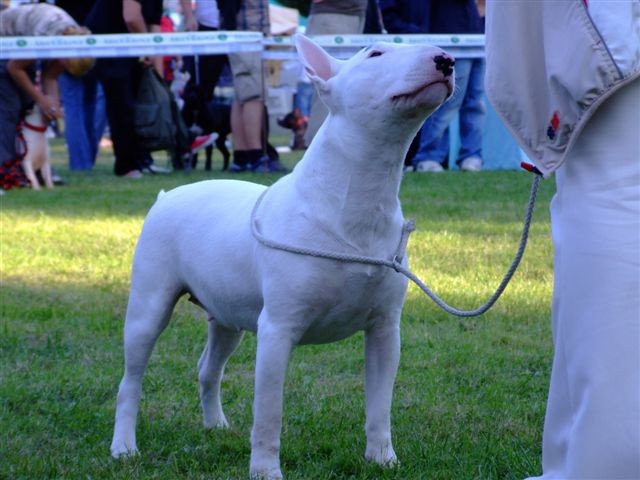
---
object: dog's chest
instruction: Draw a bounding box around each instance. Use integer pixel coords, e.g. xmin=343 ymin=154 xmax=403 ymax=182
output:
xmin=297 ymin=264 xmax=403 ymax=344
xmin=22 ymin=129 xmax=47 ymax=167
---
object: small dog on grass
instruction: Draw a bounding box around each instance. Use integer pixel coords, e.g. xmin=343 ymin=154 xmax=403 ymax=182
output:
xmin=181 ymin=83 xmax=232 ymax=171
xmin=110 ymin=34 xmax=454 ymax=479
xmin=277 ymin=107 xmax=308 ymax=150
xmin=198 ymin=101 xmax=232 ymax=171
xmin=20 ymin=107 xmax=54 ymax=190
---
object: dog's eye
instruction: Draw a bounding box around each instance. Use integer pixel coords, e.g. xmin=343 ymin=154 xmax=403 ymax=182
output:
xmin=368 ymin=50 xmax=383 ymax=58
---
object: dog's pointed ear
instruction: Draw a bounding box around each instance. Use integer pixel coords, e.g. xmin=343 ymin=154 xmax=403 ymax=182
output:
xmin=294 ymin=34 xmax=343 ymax=91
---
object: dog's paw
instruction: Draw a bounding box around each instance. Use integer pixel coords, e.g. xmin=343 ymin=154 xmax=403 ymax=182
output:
xmin=110 ymin=441 xmax=139 ymax=459
xmin=249 ymin=467 xmax=283 ymax=480
xmin=203 ymin=414 xmax=229 ymax=430
xmin=365 ymin=443 xmax=398 ymax=467
xmin=250 ymin=452 xmax=283 ymax=480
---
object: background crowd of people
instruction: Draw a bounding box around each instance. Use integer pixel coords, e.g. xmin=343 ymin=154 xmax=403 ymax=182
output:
xmin=0 ymin=0 xmax=487 ymax=191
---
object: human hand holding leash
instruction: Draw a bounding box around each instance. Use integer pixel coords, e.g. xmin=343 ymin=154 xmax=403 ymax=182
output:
xmin=37 ymin=95 xmax=63 ymax=122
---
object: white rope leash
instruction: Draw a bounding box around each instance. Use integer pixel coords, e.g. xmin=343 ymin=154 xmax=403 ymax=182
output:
xmin=251 ymin=176 xmax=541 ymax=318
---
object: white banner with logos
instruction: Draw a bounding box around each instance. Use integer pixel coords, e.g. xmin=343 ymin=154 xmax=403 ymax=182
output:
xmin=0 ymin=32 xmax=485 ymax=60
xmin=0 ymin=31 xmax=263 ymax=60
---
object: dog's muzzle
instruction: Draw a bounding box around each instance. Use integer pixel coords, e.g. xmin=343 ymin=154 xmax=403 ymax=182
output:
xmin=434 ymin=55 xmax=455 ymax=77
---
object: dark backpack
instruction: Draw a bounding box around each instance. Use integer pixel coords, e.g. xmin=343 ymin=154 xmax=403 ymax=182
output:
xmin=134 ymin=66 xmax=190 ymax=160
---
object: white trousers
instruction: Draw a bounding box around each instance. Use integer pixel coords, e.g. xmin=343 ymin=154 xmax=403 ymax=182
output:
xmin=529 ymin=80 xmax=640 ymax=479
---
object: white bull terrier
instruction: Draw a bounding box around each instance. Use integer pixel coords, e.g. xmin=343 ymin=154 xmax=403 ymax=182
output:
xmin=110 ymin=34 xmax=454 ymax=479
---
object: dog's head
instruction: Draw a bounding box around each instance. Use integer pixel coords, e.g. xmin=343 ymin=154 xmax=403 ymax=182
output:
xmin=277 ymin=108 xmax=306 ymax=131
xmin=181 ymin=81 xmax=205 ymax=128
xmin=294 ymin=34 xmax=454 ymax=134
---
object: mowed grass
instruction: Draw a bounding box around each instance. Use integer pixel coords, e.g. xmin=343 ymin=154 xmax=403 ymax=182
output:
xmin=1 ymin=137 xmax=555 ymax=479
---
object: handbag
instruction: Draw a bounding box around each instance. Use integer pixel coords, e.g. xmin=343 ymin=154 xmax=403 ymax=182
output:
xmin=134 ymin=66 xmax=178 ymax=152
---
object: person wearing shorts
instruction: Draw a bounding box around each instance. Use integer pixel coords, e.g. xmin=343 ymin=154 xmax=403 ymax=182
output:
xmin=227 ymin=0 xmax=272 ymax=172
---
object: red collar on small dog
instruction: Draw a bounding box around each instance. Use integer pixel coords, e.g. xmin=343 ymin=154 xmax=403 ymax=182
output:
xmin=21 ymin=120 xmax=48 ymax=133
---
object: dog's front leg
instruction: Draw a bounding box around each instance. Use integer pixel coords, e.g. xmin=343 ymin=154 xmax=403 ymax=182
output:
xmin=41 ymin=161 xmax=54 ymax=189
xmin=250 ymin=311 xmax=295 ymax=480
xmin=364 ymin=321 xmax=400 ymax=466
xmin=21 ymin=160 xmax=40 ymax=190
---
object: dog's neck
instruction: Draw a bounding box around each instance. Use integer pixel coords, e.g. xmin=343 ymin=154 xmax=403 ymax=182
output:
xmin=291 ymin=113 xmax=414 ymax=248
xmin=298 ymin=113 xmax=413 ymax=197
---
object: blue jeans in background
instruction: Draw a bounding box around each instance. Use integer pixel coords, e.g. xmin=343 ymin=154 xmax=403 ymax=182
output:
xmin=59 ymin=71 xmax=107 ymax=170
xmin=294 ymin=80 xmax=313 ymax=117
xmin=413 ymin=58 xmax=486 ymax=168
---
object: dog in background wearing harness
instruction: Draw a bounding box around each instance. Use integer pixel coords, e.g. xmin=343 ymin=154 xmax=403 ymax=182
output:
xmin=20 ymin=107 xmax=54 ymax=190
xmin=109 ymin=35 xmax=454 ymax=479
xmin=181 ymin=81 xmax=232 ymax=171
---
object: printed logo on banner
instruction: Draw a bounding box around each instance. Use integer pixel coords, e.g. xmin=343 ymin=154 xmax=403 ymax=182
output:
xmin=86 ymin=38 xmax=96 ymax=45
xmin=153 ymin=36 xmax=163 ymax=43
xmin=334 ymin=36 xmax=344 ymax=44
xmin=393 ymin=37 xmax=403 ymax=43
xmin=17 ymin=39 xmax=27 ymax=47
xmin=218 ymin=33 xmax=228 ymax=41
xmin=451 ymin=36 xmax=460 ymax=44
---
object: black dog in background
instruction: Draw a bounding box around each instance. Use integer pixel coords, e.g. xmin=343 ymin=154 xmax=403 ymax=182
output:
xmin=181 ymin=82 xmax=284 ymax=172
xmin=182 ymin=83 xmax=232 ymax=171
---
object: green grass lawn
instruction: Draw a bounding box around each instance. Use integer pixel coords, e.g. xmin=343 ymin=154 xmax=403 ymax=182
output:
xmin=1 ymin=137 xmax=556 ymax=479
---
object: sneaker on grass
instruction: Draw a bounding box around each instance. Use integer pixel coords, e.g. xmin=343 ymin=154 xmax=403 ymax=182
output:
xmin=124 ymin=170 xmax=143 ymax=179
xmin=415 ymin=160 xmax=444 ymax=173
xmin=191 ymin=133 xmax=218 ymax=155
xmin=460 ymin=156 xmax=482 ymax=172
xmin=142 ymin=163 xmax=172 ymax=174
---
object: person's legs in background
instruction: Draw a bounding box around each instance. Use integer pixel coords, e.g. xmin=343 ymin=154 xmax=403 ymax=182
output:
xmin=195 ymin=27 xmax=227 ymax=103
xmin=230 ymin=97 xmax=263 ymax=160
xmin=0 ymin=68 xmax=21 ymax=166
xmin=228 ymin=51 xmax=267 ymax=171
xmin=294 ymin=80 xmax=313 ymax=118
xmin=59 ymin=70 xmax=106 ymax=170
xmin=412 ymin=58 xmax=472 ymax=173
xmin=97 ymin=59 xmax=143 ymax=177
xmin=456 ymin=58 xmax=485 ymax=172
xmin=88 ymin=77 xmax=107 ymax=164
xmin=0 ymin=65 xmax=30 ymax=190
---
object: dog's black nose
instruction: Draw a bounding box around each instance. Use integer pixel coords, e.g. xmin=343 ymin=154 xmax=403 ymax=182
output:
xmin=434 ymin=55 xmax=455 ymax=77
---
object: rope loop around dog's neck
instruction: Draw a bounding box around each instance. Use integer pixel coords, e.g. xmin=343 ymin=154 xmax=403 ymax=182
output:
xmin=251 ymin=175 xmax=541 ymax=318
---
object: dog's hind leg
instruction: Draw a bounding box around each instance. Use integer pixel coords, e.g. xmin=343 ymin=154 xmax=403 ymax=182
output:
xmin=41 ymin=141 xmax=54 ymax=188
xmin=216 ymin=137 xmax=230 ymax=171
xmin=110 ymin=284 xmax=180 ymax=458
xmin=198 ymin=319 xmax=244 ymax=428
xmin=41 ymin=164 xmax=54 ymax=189
xmin=204 ymin=145 xmax=213 ymax=171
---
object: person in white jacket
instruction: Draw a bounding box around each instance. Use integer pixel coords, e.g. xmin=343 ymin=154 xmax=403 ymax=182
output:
xmin=484 ymin=1 xmax=639 ymax=479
